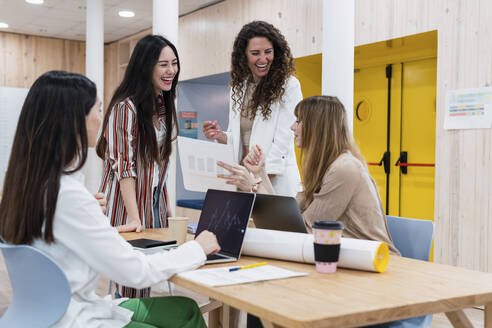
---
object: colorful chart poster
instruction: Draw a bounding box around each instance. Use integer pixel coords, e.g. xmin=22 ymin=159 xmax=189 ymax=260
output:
xmin=444 ymin=87 xmax=492 ymax=130
xmin=178 ymin=111 xmax=198 ymax=138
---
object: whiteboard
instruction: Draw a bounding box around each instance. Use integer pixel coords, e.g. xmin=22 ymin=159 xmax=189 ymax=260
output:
xmin=0 ymin=87 xmax=29 ymax=189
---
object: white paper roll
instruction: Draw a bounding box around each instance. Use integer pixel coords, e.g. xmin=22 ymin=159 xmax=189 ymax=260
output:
xmin=242 ymin=228 xmax=389 ymax=273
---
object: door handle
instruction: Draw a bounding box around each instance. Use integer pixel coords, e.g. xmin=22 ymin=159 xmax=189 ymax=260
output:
xmin=394 ymin=151 xmax=408 ymax=174
xmin=378 ymin=151 xmax=390 ymax=174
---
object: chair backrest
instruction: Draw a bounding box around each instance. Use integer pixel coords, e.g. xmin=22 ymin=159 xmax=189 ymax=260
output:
xmin=0 ymin=242 xmax=71 ymax=328
xmin=386 ymin=216 xmax=435 ymax=261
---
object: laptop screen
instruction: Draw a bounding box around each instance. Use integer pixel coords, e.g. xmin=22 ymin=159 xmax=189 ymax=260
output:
xmin=195 ymin=189 xmax=255 ymax=257
xmin=252 ymin=194 xmax=308 ymax=233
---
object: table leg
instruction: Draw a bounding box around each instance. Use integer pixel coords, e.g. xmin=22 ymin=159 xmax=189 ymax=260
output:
xmin=208 ymin=306 xmax=221 ymax=328
xmin=222 ymin=304 xmax=230 ymax=327
xmin=228 ymin=307 xmax=240 ymax=327
xmin=485 ymin=303 xmax=492 ymax=328
xmin=207 ymin=304 xmax=240 ymax=328
xmin=260 ymin=318 xmax=283 ymax=328
xmin=445 ymin=309 xmax=474 ymax=328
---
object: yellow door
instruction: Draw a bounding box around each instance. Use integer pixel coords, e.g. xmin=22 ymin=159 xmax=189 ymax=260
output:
xmin=353 ymin=60 xmax=435 ymax=220
xmin=295 ymin=32 xmax=436 ymax=224
xmin=294 ymin=54 xmax=322 ymax=173
xmin=398 ymin=58 xmax=436 ymax=220
xmin=353 ymin=65 xmax=392 ymax=212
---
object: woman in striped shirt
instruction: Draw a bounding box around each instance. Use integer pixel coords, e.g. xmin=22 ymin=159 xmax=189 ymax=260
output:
xmin=96 ymin=35 xmax=179 ymax=298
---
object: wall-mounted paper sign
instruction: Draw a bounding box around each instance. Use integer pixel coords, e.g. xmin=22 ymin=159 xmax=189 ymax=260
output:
xmin=444 ymin=87 xmax=492 ymax=130
xmin=178 ymin=111 xmax=199 ymax=138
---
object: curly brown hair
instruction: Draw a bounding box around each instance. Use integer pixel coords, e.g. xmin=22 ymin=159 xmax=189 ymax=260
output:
xmin=230 ymin=21 xmax=295 ymax=120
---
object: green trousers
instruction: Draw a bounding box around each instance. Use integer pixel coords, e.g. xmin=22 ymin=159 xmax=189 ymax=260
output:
xmin=120 ymin=296 xmax=207 ymax=328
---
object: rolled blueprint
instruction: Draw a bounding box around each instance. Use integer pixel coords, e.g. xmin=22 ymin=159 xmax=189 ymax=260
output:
xmin=242 ymin=228 xmax=389 ymax=273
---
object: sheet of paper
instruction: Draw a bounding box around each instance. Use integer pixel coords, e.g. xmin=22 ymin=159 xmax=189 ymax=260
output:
xmin=177 ymin=136 xmax=236 ymax=192
xmin=178 ymin=265 xmax=307 ymax=286
xmin=444 ymin=87 xmax=492 ymax=130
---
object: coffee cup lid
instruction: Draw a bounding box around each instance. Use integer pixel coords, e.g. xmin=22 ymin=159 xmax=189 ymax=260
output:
xmin=313 ymin=220 xmax=344 ymax=230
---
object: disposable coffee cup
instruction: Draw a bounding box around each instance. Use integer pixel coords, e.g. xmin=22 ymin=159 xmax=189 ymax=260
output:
xmin=313 ymin=220 xmax=344 ymax=273
xmin=168 ymin=217 xmax=190 ymax=245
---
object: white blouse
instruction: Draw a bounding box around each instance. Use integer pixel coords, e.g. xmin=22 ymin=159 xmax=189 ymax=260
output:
xmin=33 ymin=171 xmax=206 ymax=328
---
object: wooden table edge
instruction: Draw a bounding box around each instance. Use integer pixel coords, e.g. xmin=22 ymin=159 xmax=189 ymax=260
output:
xmin=170 ymin=273 xmax=492 ymax=328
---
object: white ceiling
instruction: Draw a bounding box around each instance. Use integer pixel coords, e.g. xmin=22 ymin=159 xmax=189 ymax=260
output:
xmin=0 ymin=0 xmax=221 ymax=43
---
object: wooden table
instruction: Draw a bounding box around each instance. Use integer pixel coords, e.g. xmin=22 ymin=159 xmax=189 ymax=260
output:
xmin=122 ymin=229 xmax=492 ymax=328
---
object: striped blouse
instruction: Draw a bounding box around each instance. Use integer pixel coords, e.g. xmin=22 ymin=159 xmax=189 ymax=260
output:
xmin=99 ymin=95 xmax=169 ymax=229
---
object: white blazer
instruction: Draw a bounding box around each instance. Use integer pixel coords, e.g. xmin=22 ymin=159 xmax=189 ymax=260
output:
xmin=224 ymin=75 xmax=303 ymax=197
xmin=33 ymin=172 xmax=206 ymax=327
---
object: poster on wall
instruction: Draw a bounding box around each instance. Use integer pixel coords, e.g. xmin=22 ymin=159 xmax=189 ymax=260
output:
xmin=444 ymin=87 xmax=492 ymax=130
xmin=0 ymin=87 xmax=29 ymax=189
xmin=178 ymin=111 xmax=199 ymax=139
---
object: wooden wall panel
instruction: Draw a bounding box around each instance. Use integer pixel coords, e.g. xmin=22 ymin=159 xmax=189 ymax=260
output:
xmin=103 ymin=41 xmax=118 ymax=110
xmin=0 ymin=33 xmax=7 ymax=86
xmin=0 ymin=32 xmax=85 ymax=88
xmin=1 ymin=31 xmax=118 ymax=110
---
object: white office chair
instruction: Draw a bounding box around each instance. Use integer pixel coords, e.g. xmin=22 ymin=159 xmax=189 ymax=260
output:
xmin=0 ymin=242 xmax=71 ymax=327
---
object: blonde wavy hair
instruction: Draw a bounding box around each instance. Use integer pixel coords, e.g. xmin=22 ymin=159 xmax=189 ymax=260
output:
xmin=295 ymin=96 xmax=367 ymax=208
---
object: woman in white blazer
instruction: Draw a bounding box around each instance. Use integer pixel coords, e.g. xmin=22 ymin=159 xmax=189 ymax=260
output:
xmin=203 ymin=21 xmax=302 ymax=197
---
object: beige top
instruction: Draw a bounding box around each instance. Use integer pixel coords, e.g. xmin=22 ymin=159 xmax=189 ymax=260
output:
xmin=240 ymin=115 xmax=254 ymax=147
xmin=296 ymin=152 xmax=400 ymax=255
xmin=239 ymin=81 xmax=257 ymax=160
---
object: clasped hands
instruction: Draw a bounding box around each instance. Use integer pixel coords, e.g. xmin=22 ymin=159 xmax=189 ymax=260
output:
xmin=217 ymin=145 xmax=266 ymax=192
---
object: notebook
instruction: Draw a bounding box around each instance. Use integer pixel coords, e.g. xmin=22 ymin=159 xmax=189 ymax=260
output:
xmin=252 ymin=194 xmax=307 ymax=233
xmin=128 ymin=238 xmax=177 ymax=254
xmin=195 ymin=189 xmax=256 ymax=263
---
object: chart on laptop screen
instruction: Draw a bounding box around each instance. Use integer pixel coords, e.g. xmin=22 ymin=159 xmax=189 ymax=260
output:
xmin=203 ymin=200 xmax=244 ymax=232
xmin=197 ymin=190 xmax=255 ymax=256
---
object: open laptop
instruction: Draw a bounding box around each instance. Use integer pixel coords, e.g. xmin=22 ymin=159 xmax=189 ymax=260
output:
xmin=195 ymin=189 xmax=256 ymax=263
xmin=251 ymin=194 xmax=307 ymax=233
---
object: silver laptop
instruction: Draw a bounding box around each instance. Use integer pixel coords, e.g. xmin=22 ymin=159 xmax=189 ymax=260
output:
xmin=195 ymin=189 xmax=256 ymax=263
xmin=252 ymin=193 xmax=308 ymax=233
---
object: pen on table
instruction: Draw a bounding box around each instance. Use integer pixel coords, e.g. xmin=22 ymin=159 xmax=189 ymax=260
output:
xmin=229 ymin=262 xmax=268 ymax=272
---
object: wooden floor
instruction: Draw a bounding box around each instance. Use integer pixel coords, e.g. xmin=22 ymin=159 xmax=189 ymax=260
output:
xmin=0 ymin=252 xmax=484 ymax=327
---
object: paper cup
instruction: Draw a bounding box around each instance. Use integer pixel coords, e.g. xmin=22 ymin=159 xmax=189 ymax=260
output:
xmin=313 ymin=220 xmax=344 ymax=273
xmin=168 ymin=217 xmax=190 ymax=245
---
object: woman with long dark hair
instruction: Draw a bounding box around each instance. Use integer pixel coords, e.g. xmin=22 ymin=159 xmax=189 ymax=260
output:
xmin=203 ymin=21 xmax=302 ymax=197
xmin=96 ymin=35 xmax=180 ymax=298
xmin=0 ymin=70 xmax=220 ymax=328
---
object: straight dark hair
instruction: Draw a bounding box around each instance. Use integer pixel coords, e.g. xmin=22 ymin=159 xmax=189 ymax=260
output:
xmin=96 ymin=35 xmax=180 ymax=166
xmin=0 ymin=70 xmax=97 ymax=244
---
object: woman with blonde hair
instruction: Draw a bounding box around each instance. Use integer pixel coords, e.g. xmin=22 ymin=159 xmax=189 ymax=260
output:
xmin=220 ymin=96 xmax=400 ymax=328
xmin=219 ymin=95 xmax=398 ymax=253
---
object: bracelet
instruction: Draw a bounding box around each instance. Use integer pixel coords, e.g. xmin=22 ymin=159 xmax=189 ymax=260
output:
xmin=251 ymin=177 xmax=263 ymax=193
